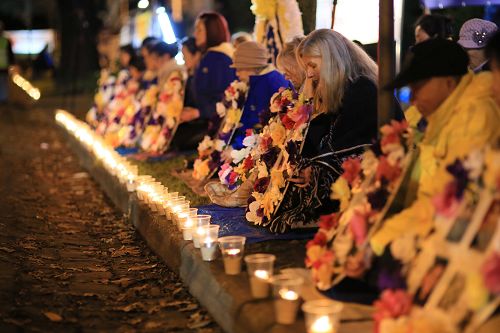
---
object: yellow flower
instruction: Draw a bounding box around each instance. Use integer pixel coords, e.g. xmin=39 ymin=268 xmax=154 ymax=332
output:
xmin=270 ymin=169 xmax=285 ymax=188
xmin=270 ymin=121 xmax=286 ymax=147
xmin=330 ymin=177 xmax=351 ymax=212
xmin=483 ymin=147 xmax=500 ymax=190
xmin=192 ymin=159 xmax=211 ymax=180
xmin=465 ymin=272 xmax=489 ymax=311
xmin=250 ymin=0 xmax=277 ymax=19
xmin=226 ymin=107 xmax=242 ymax=126
xmin=306 ymin=245 xmax=325 ymax=264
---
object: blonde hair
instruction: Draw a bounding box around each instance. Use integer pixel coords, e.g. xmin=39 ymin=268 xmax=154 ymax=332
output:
xmin=298 ymin=29 xmax=378 ymax=114
xmin=277 ymin=36 xmax=306 ymax=89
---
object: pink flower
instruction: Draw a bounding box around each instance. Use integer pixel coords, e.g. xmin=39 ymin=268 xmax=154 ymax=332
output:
xmin=309 ymin=231 xmax=327 ymax=247
xmin=349 ymin=210 xmax=368 ymax=246
xmin=481 ymin=251 xmax=500 ymax=295
xmin=311 ymin=250 xmax=335 ymax=269
xmin=341 ymin=158 xmax=362 ymax=185
xmin=288 ymin=104 xmax=312 ymax=129
xmin=376 ymin=156 xmax=402 ymax=182
xmin=380 ymin=120 xmax=408 ymax=148
xmin=432 ymin=181 xmax=461 ymax=218
xmin=319 ymin=214 xmax=339 ymax=230
xmin=373 ymin=289 xmax=413 ymax=333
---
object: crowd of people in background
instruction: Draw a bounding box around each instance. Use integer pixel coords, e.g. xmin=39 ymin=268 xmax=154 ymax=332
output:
xmin=87 ymin=11 xmax=500 ymax=294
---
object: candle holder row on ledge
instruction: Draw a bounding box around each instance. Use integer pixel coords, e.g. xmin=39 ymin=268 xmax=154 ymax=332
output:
xmin=54 ymin=110 xmax=344 ymax=332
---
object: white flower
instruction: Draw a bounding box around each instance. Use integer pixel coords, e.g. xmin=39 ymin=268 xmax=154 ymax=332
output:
xmin=361 ymin=150 xmax=379 ymax=177
xmin=386 ymin=144 xmax=405 ymax=166
xmin=216 ymin=102 xmax=227 ymax=118
xmin=197 ymin=136 xmax=213 ymax=153
xmin=390 ymin=233 xmax=417 ymax=264
xmin=231 ymin=147 xmax=252 ymax=164
xmin=242 ymin=134 xmax=257 ymax=148
xmin=214 ymin=139 xmax=225 ymax=152
xmin=332 ymin=232 xmax=353 ymax=265
xmin=463 ymin=149 xmax=484 ymax=181
xmin=246 ymin=200 xmax=262 ymax=225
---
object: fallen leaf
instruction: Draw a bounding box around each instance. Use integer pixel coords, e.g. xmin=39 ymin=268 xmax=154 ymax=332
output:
xmin=127 ymin=263 xmax=157 ymax=272
xmin=187 ymin=318 xmax=211 ymax=329
xmin=0 ymin=247 xmax=15 ymax=253
xmin=180 ymin=303 xmax=199 ymax=312
xmin=44 ymin=311 xmax=62 ymax=322
xmin=110 ymin=277 xmax=133 ymax=288
xmin=172 ymin=287 xmax=183 ymax=296
xmin=87 ymin=266 xmax=108 ymax=272
xmin=144 ymin=321 xmax=163 ymax=329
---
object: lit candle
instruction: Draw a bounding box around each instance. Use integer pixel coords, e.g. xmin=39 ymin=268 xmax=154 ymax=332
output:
xmin=193 ymin=227 xmax=205 ymax=248
xmin=223 ymin=249 xmax=242 ymax=275
xmin=200 ymin=238 xmax=217 ymax=261
xmin=250 ymin=270 xmax=270 ymax=298
xmin=310 ymin=316 xmax=333 ymax=333
xmin=182 ymin=218 xmax=194 ymax=240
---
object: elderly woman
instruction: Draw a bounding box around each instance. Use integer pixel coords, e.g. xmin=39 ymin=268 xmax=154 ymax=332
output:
xmin=269 ymin=29 xmax=403 ymax=232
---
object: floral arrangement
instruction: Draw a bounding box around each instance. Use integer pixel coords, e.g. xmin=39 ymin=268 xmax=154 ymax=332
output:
xmin=192 ymin=80 xmax=248 ymax=181
xmin=140 ymin=71 xmax=185 ymax=153
xmin=245 ymin=90 xmax=313 ymax=227
xmin=251 ymin=0 xmax=304 ymax=63
xmin=218 ymin=130 xmax=258 ymax=190
xmin=372 ymin=146 xmax=500 ymax=333
xmin=306 ymin=120 xmax=419 ymax=290
xmin=86 ymin=69 xmax=117 ymax=129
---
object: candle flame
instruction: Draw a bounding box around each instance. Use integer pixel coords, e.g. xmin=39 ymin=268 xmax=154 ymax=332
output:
xmin=227 ymin=249 xmax=241 ymax=256
xmin=254 ymin=270 xmax=269 ymax=280
xmin=311 ymin=316 xmax=333 ymax=333
xmin=279 ymin=289 xmax=298 ymax=301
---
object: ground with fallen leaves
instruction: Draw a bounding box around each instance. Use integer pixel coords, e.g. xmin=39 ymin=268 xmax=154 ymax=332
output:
xmin=0 ymin=99 xmax=223 ymax=333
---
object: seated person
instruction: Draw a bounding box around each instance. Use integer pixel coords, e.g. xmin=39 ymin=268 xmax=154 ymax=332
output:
xmin=366 ymin=39 xmax=500 ymax=272
xmin=228 ymin=41 xmax=291 ymax=151
xmin=457 ymin=18 xmax=498 ymax=73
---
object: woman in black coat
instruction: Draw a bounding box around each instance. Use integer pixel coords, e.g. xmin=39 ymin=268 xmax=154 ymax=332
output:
xmin=267 ymin=29 xmax=404 ymax=233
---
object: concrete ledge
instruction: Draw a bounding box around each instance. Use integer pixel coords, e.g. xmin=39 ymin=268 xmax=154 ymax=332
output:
xmin=57 ymin=122 xmax=374 ymax=333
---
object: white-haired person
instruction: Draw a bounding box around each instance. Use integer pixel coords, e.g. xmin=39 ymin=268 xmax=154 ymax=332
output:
xmin=268 ymin=29 xmax=404 ymax=233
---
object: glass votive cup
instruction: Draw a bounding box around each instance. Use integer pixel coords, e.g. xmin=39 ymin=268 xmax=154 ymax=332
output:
xmin=178 ymin=208 xmax=198 ymax=231
xmin=218 ymin=236 xmax=246 ymax=275
xmin=199 ymin=225 xmax=220 ymax=261
xmin=166 ymin=197 xmax=185 ymax=219
xmin=244 ymin=253 xmax=276 ymax=299
xmin=172 ymin=202 xmax=190 ymax=225
xmin=271 ymin=274 xmax=304 ymax=325
xmin=192 ymin=215 xmax=212 ymax=248
xmin=302 ymin=300 xmax=343 ymax=333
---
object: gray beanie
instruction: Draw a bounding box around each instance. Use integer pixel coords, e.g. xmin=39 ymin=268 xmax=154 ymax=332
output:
xmin=230 ymin=41 xmax=269 ymax=69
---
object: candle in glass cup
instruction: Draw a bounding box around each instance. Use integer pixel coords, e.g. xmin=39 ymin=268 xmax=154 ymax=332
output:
xmin=302 ymin=300 xmax=343 ymax=333
xmin=199 ymin=225 xmax=220 ymax=261
xmin=191 ymin=215 xmax=211 ymax=247
xmin=218 ymin=236 xmax=246 ymax=275
xmin=244 ymin=254 xmax=276 ymax=299
xmin=271 ymin=274 xmax=303 ymax=325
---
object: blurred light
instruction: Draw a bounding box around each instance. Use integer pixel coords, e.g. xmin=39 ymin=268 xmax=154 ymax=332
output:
xmin=137 ymin=0 xmax=149 ymax=9
xmin=11 ymin=73 xmax=41 ymax=101
xmin=156 ymin=7 xmax=176 ymax=44
xmin=175 ymin=52 xmax=185 ymax=65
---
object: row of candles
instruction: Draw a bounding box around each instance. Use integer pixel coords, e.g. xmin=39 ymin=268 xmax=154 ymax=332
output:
xmin=10 ymin=70 xmax=41 ymax=101
xmin=55 ymin=110 xmax=344 ymax=333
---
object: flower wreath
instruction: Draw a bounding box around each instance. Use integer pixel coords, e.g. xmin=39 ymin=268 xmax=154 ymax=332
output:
xmin=86 ymin=69 xmax=117 ymax=129
xmin=192 ymin=80 xmax=248 ymax=180
xmin=306 ymin=120 xmax=420 ymax=290
xmin=140 ymin=71 xmax=185 ymax=153
xmin=245 ymin=91 xmax=313 ymax=228
xmin=374 ymin=147 xmax=500 ymax=333
xmin=217 ymin=87 xmax=297 ymax=191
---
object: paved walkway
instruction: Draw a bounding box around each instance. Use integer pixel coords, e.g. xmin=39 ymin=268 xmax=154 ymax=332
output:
xmin=0 ymin=101 xmax=222 ymax=333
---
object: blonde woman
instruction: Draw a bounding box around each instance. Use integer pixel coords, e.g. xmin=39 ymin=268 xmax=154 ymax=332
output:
xmin=272 ymin=29 xmax=404 ymax=232
xmin=276 ymin=36 xmax=306 ymax=91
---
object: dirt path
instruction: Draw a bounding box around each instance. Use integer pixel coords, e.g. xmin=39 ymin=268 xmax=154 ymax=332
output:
xmin=0 ymin=102 xmax=222 ymax=333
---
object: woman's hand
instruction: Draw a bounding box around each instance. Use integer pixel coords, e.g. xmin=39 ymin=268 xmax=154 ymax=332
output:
xmin=180 ymin=107 xmax=200 ymax=123
xmin=289 ymin=166 xmax=312 ymax=188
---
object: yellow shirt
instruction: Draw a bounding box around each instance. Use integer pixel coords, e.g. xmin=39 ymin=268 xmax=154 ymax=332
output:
xmin=371 ymin=72 xmax=500 ymax=255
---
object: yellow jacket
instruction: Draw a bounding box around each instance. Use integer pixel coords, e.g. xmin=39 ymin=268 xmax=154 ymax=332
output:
xmin=371 ymin=72 xmax=500 ymax=255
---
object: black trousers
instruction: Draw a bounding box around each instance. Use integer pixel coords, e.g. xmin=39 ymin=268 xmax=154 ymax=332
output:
xmin=170 ymin=118 xmax=209 ymax=151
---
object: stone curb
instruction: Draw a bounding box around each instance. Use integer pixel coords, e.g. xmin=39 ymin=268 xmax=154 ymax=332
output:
xmin=57 ymin=122 xmax=374 ymax=333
